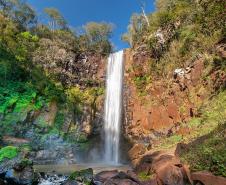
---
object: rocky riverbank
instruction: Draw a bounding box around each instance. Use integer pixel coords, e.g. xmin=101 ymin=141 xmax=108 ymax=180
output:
xmin=1 ymin=146 xmax=226 ymax=185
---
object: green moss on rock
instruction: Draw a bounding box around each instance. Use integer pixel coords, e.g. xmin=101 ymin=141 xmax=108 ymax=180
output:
xmin=69 ymin=168 xmax=93 ymax=185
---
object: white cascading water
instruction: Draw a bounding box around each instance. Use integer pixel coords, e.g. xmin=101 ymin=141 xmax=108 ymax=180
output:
xmin=104 ymin=50 xmax=124 ymax=164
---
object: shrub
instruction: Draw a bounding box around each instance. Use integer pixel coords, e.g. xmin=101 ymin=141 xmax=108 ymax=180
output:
xmin=0 ymin=146 xmax=18 ymax=162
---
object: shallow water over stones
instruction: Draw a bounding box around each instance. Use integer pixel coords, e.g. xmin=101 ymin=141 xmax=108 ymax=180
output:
xmin=34 ymin=163 xmax=131 ymax=175
xmin=36 ymin=164 xmax=131 ymax=185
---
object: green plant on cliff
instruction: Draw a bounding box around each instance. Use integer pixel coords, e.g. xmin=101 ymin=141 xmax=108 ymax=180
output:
xmin=138 ymin=171 xmax=154 ymax=181
xmin=0 ymin=146 xmax=18 ymax=162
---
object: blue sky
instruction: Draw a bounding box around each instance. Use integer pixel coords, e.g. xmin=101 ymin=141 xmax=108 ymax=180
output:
xmin=27 ymin=0 xmax=155 ymax=50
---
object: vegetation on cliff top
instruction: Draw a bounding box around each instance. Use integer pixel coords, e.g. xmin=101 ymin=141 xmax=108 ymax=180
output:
xmin=123 ymin=0 xmax=225 ymax=83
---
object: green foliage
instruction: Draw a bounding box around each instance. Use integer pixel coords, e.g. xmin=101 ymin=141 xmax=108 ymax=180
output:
xmin=80 ymin=22 xmax=113 ymax=55
xmin=133 ymin=74 xmax=151 ymax=96
xmin=160 ymin=135 xmax=183 ymax=149
xmin=122 ymin=13 xmax=147 ymax=47
xmin=0 ymin=146 xmax=18 ymax=162
xmin=181 ymin=124 xmax=226 ymax=177
xmin=0 ymin=0 xmax=37 ymax=29
xmin=123 ymin=0 xmax=224 ymax=71
xmin=76 ymin=133 xmax=88 ymax=143
xmin=44 ymin=7 xmax=68 ymax=30
xmin=54 ymin=112 xmax=65 ymax=130
xmin=0 ymin=81 xmax=44 ymax=114
xmin=19 ymin=158 xmax=33 ymax=167
xmin=138 ymin=171 xmax=154 ymax=181
xmin=187 ymin=118 xmax=202 ymax=128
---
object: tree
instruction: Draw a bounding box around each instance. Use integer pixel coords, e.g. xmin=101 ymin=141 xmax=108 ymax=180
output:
xmin=0 ymin=0 xmax=37 ymax=29
xmin=122 ymin=13 xmax=146 ymax=47
xmin=137 ymin=0 xmax=150 ymax=27
xmin=44 ymin=8 xmax=68 ymax=30
xmin=81 ymin=22 xmax=113 ymax=55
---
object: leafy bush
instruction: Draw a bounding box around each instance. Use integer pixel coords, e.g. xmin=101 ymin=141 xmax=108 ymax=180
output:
xmin=0 ymin=81 xmax=44 ymax=114
xmin=0 ymin=146 xmax=18 ymax=162
xmin=133 ymin=75 xmax=151 ymax=96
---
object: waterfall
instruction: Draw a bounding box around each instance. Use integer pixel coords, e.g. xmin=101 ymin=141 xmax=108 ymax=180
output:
xmin=104 ymin=50 xmax=124 ymax=164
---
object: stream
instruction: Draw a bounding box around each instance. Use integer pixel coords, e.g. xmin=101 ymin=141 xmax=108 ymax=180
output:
xmin=34 ymin=163 xmax=131 ymax=185
xmin=34 ymin=163 xmax=131 ymax=175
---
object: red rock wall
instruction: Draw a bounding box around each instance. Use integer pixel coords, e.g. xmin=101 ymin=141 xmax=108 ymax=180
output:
xmin=123 ymin=44 xmax=226 ymax=144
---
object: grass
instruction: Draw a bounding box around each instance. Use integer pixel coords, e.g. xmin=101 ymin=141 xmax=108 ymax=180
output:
xmin=0 ymin=146 xmax=18 ymax=162
xmin=138 ymin=171 xmax=155 ymax=181
xmin=180 ymin=123 xmax=226 ymax=177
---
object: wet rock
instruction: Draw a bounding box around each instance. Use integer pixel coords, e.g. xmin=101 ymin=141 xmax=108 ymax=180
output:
xmin=104 ymin=178 xmax=140 ymax=185
xmin=39 ymin=174 xmax=67 ymax=185
xmin=32 ymin=134 xmax=77 ymax=165
xmin=0 ymin=158 xmax=38 ymax=185
xmin=0 ymin=179 xmax=6 ymax=185
xmin=191 ymin=171 xmax=226 ymax=185
xmin=5 ymin=167 xmax=35 ymax=185
xmin=103 ymin=171 xmax=141 ymax=185
xmin=63 ymin=180 xmax=78 ymax=185
xmin=94 ymin=170 xmax=118 ymax=183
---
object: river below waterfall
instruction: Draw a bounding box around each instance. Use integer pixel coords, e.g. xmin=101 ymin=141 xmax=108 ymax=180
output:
xmin=34 ymin=163 xmax=131 ymax=175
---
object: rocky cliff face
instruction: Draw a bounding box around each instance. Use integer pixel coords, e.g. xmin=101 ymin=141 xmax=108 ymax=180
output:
xmin=123 ymin=42 xmax=226 ymax=145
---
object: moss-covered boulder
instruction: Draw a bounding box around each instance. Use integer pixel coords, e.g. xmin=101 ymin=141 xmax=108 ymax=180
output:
xmin=68 ymin=168 xmax=93 ymax=185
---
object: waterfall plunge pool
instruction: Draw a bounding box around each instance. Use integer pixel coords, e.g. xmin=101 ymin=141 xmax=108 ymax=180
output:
xmin=34 ymin=163 xmax=131 ymax=175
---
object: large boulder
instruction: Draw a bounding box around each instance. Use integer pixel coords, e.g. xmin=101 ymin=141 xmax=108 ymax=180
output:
xmin=156 ymin=164 xmax=184 ymax=185
xmin=191 ymin=171 xmax=226 ymax=185
xmin=94 ymin=170 xmax=119 ymax=183
xmin=134 ymin=150 xmax=191 ymax=185
xmin=0 ymin=159 xmax=38 ymax=185
xmin=135 ymin=151 xmax=180 ymax=173
xmin=67 ymin=168 xmax=93 ymax=185
xmin=103 ymin=171 xmax=141 ymax=185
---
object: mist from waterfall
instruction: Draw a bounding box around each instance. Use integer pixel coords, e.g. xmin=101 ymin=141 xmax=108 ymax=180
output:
xmin=104 ymin=50 xmax=124 ymax=164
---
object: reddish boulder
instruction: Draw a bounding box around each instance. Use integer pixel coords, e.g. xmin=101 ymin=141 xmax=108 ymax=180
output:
xmin=104 ymin=178 xmax=140 ymax=185
xmin=156 ymin=164 xmax=184 ymax=185
xmin=103 ymin=171 xmax=141 ymax=185
xmin=135 ymin=150 xmax=181 ymax=173
xmin=191 ymin=171 xmax=226 ymax=185
xmin=94 ymin=170 xmax=119 ymax=183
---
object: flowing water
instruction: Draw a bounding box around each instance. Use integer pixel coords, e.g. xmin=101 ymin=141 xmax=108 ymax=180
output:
xmin=104 ymin=50 xmax=124 ymax=164
xmin=34 ymin=51 xmax=126 ymax=185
